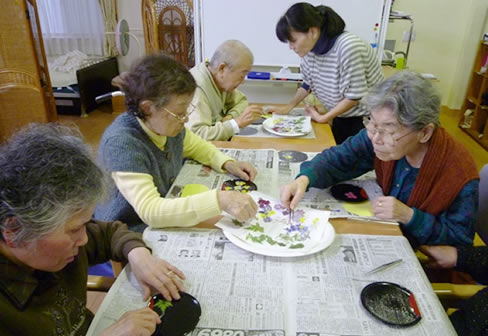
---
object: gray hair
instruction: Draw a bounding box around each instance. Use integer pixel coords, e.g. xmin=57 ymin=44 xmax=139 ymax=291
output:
xmin=0 ymin=123 xmax=109 ymax=245
xmin=208 ymin=40 xmax=254 ymax=71
xmin=361 ymin=71 xmax=440 ymax=130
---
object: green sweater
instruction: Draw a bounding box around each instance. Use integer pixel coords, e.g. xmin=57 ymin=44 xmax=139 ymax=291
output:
xmin=0 ymin=220 xmax=146 ymax=336
xmin=187 ymin=61 xmax=248 ymax=141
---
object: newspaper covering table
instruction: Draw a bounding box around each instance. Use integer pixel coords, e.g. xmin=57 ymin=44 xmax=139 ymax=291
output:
xmin=167 ymin=148 xmax=388 ymax=221
xmin=87 ymin=229 xmax=456 ymax=336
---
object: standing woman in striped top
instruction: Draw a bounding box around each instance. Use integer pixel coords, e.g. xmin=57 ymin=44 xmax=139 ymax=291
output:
xmin=270 ymin=2 xmax=384 ymax=144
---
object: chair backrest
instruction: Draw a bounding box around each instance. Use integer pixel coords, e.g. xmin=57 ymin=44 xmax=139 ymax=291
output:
xmin=158 ymin=6 xmax=188 ymax=66
xmin=476 ymin=164 xmax=488 ymax=244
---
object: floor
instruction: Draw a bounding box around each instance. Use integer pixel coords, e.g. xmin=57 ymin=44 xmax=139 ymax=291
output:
xmin=59 ymin=104 xmax=488 ymax=170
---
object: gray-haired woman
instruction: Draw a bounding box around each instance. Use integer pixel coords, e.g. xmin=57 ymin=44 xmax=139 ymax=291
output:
xmin=0 ymin=123 xmax=185 ymax=336
xmin=280 ymin=71 xmax=479 ymax=247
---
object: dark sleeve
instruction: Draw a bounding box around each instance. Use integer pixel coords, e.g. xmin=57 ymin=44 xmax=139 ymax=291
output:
xmin=405 ymin=179 xmax=478 ymax=246
xmin=84 ymin=220 xmax=148 ymax=265
xmin=450 ymin=287 xmax=488 ymax=336
xmin=455 ymin=246 xmax=488 ymax=284
xmin=298 ymin=129 xmax=375 ymax=189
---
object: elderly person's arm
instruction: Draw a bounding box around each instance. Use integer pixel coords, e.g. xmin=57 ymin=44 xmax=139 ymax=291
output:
xmin=85 ymin=220 xmax=184 ymax=300
xmin=375 ymin=180 xmax=478 ymax=246
xmin=299 ymin=129 xmax=375 ymax=188
xmin=281 ymin=130 xmax=375 ymax=209
xmin=224 ymin=89 xmax=248 ymax=119
xmin=419 ymin=244 xmax=488 ymax=335
xmin=110 ymin=130 xmax=258 ymax=228
xmin=187 ymin=88 xmax=237 ymax=141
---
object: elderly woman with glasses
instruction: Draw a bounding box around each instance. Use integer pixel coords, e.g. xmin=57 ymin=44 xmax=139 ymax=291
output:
xmin=0 ymin=124 xmax=185 ymax=335
xmin=95 ymin=54 xmax=258 ymax=232
xmin=280 ymin=71 xmax=479 ymax=247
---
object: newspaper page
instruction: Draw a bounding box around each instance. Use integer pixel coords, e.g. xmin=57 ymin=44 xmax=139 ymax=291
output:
xmin=87 ymin=229 xmax=456 ymax=336
xmin=167 ymin=148 xmax=390 ymax=221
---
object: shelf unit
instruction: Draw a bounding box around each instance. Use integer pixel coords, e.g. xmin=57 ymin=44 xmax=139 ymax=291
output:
xmin=387 ymin=14 xmax=414 ymax=68
xmin=459 ymin=40 xmax=488 ymax=150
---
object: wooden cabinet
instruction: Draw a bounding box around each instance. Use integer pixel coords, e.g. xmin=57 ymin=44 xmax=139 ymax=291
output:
xmin=0 ymin=0 xmax=57 ymax=142
xmin=459 ymin=40 xmax=488 ymax=150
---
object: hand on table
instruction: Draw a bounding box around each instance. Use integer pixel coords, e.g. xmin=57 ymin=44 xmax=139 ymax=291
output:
xmin=223 ymin=160 xmax=257 ymax=181
xmin=280 ymin=175 xmax=310 ymax=210
xmin=418 ymin=245 xmax=458 ymax=269
xmin=266 ymin=105 xmax=291 ymax=115
xmin=305 ymin=104 xmax=328 ymax=123
xmin=217 ymin=190 xmax=258 ymax=221
xmin=100 ymin=308 xmax=160 ymax=336
xmin=128 ymin=247 xmax=186 ymax=301
xmin=371 ymin=196 xmax=414 ymax=224
xmin=235 ymin=105 xmax=263 ymax=128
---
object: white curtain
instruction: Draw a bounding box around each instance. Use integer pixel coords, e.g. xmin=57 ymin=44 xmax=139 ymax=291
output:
xmin=37 ymin=0 xmax=105 ymax=56
xmin=98 ymin=0 xmax=119 ymax=57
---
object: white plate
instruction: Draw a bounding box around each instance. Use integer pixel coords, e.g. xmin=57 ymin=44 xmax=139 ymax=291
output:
xmin=222 ymin=220 xmax=336 ymax=257
xmin=262 ymin=115 xmax=312 ymax=137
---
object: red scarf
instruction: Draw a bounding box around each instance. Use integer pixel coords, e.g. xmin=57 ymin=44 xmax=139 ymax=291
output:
xmin=374 ymin=127 xmax=479 ymax=216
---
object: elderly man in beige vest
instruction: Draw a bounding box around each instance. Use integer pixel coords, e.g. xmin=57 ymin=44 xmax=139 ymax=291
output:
xmin=186 ymin=40 xmax=263 ymax=140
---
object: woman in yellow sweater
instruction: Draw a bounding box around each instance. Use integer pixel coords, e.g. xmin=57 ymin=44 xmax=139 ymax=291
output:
xmin=95 ymin=54 xmax=258 ymax=232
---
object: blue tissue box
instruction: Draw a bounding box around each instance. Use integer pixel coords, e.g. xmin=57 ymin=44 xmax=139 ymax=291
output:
xmin=247 ymin=71 xmax=271 ymax=80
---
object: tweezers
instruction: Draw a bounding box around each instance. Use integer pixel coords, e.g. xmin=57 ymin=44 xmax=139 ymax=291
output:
xmin=365 ymin=259 xmax=403 ymax=275
xmin=288 ymin=209 xmax=293 ymax=224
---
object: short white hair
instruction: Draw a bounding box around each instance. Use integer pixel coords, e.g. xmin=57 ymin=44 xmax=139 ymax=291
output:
xmin=208 ymin=40 xmax=254 ymax=70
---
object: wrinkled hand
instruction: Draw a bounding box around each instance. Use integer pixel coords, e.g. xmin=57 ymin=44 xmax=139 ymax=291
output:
xmin=223 ymin=161 xmax=257 ymax=181
xmin=305 ymin=104 xmax=327 ymax=123
xmin=372 ymin=196 xmax=414 ymax=224
xmin=266 ymin=105 xmax=291 ymax=115
xmin=280 ymin=176 xmax=309 ymax=210
xmin=128 ymin=247 xmax=186 ymax=301
xmin=100 ymin=308 xmax=160 ymax=336
xmin=217 ymin=190 xmax=258 ymax=221
xmin=235 ymin=105 xmax=263 ymax=128
xmin=418 ymin=245 xmax=458 ymax=269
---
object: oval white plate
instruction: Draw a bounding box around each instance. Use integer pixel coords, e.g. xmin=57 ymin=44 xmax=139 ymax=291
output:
xmin=262 ymin=116 xmax=311 ymax=137
xmin=222 ymin=220 xmax=335 ymax=257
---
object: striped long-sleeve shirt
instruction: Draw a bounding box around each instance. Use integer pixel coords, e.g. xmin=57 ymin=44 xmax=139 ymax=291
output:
xmin=301 ymin=32 xmax=384 ymax=118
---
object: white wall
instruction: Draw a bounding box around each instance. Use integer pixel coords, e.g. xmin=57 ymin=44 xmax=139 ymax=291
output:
xmin=386 ymin=0 xmax=488 ymax=109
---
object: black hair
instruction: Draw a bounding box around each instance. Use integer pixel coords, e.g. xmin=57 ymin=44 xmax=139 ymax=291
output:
xmin=121 ymin=53 xmax=197 ymax=120
xmin=276 ymin=2 xmax=345 ymax=43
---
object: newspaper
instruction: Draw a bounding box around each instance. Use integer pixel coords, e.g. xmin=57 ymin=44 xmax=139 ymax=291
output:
xmin=87 ymin=229 xmax=456 ymax=336
xmin=167 ymin=148 xmax=390 ymax=221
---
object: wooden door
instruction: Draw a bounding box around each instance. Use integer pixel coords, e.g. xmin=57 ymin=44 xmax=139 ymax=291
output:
xmin=0 ymin=0 xmax=57 ymax=142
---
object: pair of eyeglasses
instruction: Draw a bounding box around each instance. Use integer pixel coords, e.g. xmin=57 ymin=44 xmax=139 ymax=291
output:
xmin=362 ymin=116 xmax=415 ymax=147
xmin=163 ymin=103 xmax=196 ymax=122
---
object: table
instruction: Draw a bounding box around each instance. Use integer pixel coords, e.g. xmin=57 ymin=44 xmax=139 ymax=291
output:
xmin=228 ymin=120 xmax=335 ymax=153
xmin=87 ymin=145 xmax=456 ymax=336
xmin=88 ymin=225 xmax=456 ymax=336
